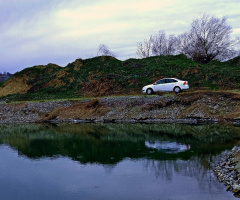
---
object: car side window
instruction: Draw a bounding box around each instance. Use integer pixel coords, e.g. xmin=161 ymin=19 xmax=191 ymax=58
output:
xmin=156 ymin=79 xmax=165 ymax=84
xmin=165 ymin=79 xmax=173 ymax=83
xmin=166 ymin=79 xmax=178 ymax=83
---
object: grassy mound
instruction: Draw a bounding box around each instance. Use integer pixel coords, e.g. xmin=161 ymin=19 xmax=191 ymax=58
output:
xmin=0 ymin=55 xmax=240 ymax=101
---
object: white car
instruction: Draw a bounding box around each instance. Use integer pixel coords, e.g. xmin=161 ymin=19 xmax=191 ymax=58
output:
xmin=142 ymin=78 xmax=189 ymax=94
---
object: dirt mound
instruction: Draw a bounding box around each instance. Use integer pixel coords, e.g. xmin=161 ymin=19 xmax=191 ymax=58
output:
xmin=0 ymin=74 xmax=31 ymax=97
xmin=81 ymin=77 xmax=115 ymax=97
xmin=1 ymin=55 xmax=240 ymax=100
xmin=0 ymin=63 xmax=67 ymax=97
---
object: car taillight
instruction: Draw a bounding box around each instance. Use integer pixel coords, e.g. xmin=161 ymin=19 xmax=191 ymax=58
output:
xmin=183 ymin=81 xmax=186 ymax=85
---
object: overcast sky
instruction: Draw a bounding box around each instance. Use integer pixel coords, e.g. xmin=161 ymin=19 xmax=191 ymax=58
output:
xmin=1 ymin=0 xmax=240 ymax=73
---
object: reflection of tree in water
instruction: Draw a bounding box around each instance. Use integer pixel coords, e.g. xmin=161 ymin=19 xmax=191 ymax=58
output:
xmin=103 ymin=164 xmax=116 ymax=174
xmin=143 ymin=154 xmax=224 ymax=192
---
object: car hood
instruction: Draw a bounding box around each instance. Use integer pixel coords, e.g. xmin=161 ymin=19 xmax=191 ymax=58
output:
xmin=142 ymin=84 xmax=154 ymax=89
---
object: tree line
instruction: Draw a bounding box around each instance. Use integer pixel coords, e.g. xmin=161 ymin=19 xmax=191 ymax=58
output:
xmin=0 ymin=72 xmax=13 ymax=82
xmin=0 ymin=72 xmax=12 ymax=76
xmin=98 ymin=14 xmax=240 ymax=64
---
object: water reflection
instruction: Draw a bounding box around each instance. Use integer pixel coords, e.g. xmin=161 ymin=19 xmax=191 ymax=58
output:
xmin=145 ymin=140 xmax=190 ymax=153
xmin=0 ymin=123 xmax=240 ymax=164
xmin=0 ymin=123 xmax=240 ymax=200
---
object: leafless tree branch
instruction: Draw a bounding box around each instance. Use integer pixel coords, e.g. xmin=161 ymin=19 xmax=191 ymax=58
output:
xmin=136 ymin=36 xmax=153 ymax=58
xmin=176 ymin=14 xmax=240 ymax=63
xmin=97 ymin=44 xmax=117 ymax=57
xmin=151 ymin=30 xmax=177 ymax=56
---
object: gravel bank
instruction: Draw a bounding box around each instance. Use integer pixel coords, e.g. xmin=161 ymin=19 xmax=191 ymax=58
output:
xmin=214 ymin=146 xmax=240 ymax=196
xmin=0 ymin=100 xmax=74 ymax=123
xmin=0 ymin=93 xmax=239 ymax=124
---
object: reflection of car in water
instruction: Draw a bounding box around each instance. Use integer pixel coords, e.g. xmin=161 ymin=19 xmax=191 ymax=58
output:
xmin=145 ymin=141 xmax=190 ymax=154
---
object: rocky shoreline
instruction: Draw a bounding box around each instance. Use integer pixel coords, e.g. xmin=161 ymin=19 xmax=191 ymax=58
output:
xmin=0 ymin=92 xmax=239 ymax=125
xmin=214 ymin=146 xmax=240 ymax=196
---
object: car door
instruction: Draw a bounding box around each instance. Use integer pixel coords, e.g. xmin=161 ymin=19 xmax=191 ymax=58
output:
xmin=165 ymin=79 xmax=175 ymax=91
xmin=153 ymin=79 xmax=166 ymax=92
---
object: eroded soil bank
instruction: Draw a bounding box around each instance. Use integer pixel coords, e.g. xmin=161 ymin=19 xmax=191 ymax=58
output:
xmin=0 ymin=91 xmax=239 ymax=125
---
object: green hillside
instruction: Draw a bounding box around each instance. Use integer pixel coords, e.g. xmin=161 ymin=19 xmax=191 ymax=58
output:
xmin=0 ymin=55 xmax=240 ymax=101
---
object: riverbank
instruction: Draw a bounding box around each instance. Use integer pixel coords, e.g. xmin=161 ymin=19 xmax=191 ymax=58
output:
xmin=214 ymin=146 xmax=240 ymax=196
xmin=0 ymin=91 xmax=239 ymax=124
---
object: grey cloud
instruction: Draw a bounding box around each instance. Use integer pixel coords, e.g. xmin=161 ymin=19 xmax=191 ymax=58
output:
xmin=0 ymin=0 xmax=239 ymax=73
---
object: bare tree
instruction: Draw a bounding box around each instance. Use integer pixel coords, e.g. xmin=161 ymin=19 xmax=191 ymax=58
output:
xmin=176 ymin=14 xmax=240 ymax=63
xmin=136 ymin=36 xmax=153 ymax=58
xmin=176 ymin=32 xmax=194 ymax=57
xmin=151 ymin=30 xmax=177 ymax=56
xmin=137 ymin=31 xmax=177 ymax=58
xmin=97 ymin=44 xmax=116 ymax=57
xmin=166 ymin=35 xmax=177 ymax=56
xmin=151 ymin=30 xmax=167 ymax=56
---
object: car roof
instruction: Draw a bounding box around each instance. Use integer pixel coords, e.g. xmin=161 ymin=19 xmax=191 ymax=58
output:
xmin=161 ymin=78 xmax=182 ymax=81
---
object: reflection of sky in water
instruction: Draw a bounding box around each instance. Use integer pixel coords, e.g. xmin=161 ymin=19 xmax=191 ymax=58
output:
xmin=0 ymin=144 xmax=235 ymax=200
xmin=1 ymin=123 xmax=240 ymax=200
xmin=145 ymin=141 xmax=190 ymax=153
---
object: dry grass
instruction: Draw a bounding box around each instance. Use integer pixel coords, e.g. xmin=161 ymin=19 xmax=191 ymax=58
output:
xmin=73 ymin=59 xmax=83 ymax=71
xmin=39 ymin=99 xmax=109 ymax=122
xmin=181 ymin=65 xmax=200 ymax=78
xmin=43 ymin=78 xmax=66 ymax=88
xmin=0 ymin=74 xmax=31 ymax=97
xmin=179 ymin=90 xmax=240 ymax=101
xmin=180 ymin=103 xmax=213 ymax=118
xmin=141 ymin=100 xmax=168 ymax=111
xmin=53 ymin=69 xmax=69 ymax=79
xmin=226 ymin=111 xmax=240 ymax=119
xmin=81 ymin=75 xmax=115 ymax=97
xmin=225 ymin=105 xmax=240 ymax=119
xmin=128 ymin=79 xmax=139 ymax=86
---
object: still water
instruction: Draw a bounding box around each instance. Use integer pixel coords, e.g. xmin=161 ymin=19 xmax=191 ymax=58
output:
xmin=0 ymin=123 xmax=240 ymax=200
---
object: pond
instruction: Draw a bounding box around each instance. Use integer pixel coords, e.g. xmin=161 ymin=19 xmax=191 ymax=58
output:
xmin=0 ymin=123 xmax=240 ymax=200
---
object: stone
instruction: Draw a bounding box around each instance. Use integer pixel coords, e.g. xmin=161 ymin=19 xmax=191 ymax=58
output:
xmin=233 ymin=189 xmax=240 ymax=194
xmin=232 ymin=146 xmax=238 ymax=151
xmin=226 ymin=186 xmax=232 ymax=191
xmin=233 ymin=184 xmax=240 ymax=192
xmin=235 ymin=162 xmax=240 ymax=173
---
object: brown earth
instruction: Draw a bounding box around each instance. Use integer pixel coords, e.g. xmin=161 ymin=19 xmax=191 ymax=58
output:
xmin=0 ymin=74 xmax=31 ymax=97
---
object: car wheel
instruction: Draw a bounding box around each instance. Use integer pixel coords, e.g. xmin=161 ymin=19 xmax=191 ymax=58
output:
xmin=146 ymin=88 xmax=154 ymax=95
xmin=174 ymin=86 xmax=181 ymax=93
